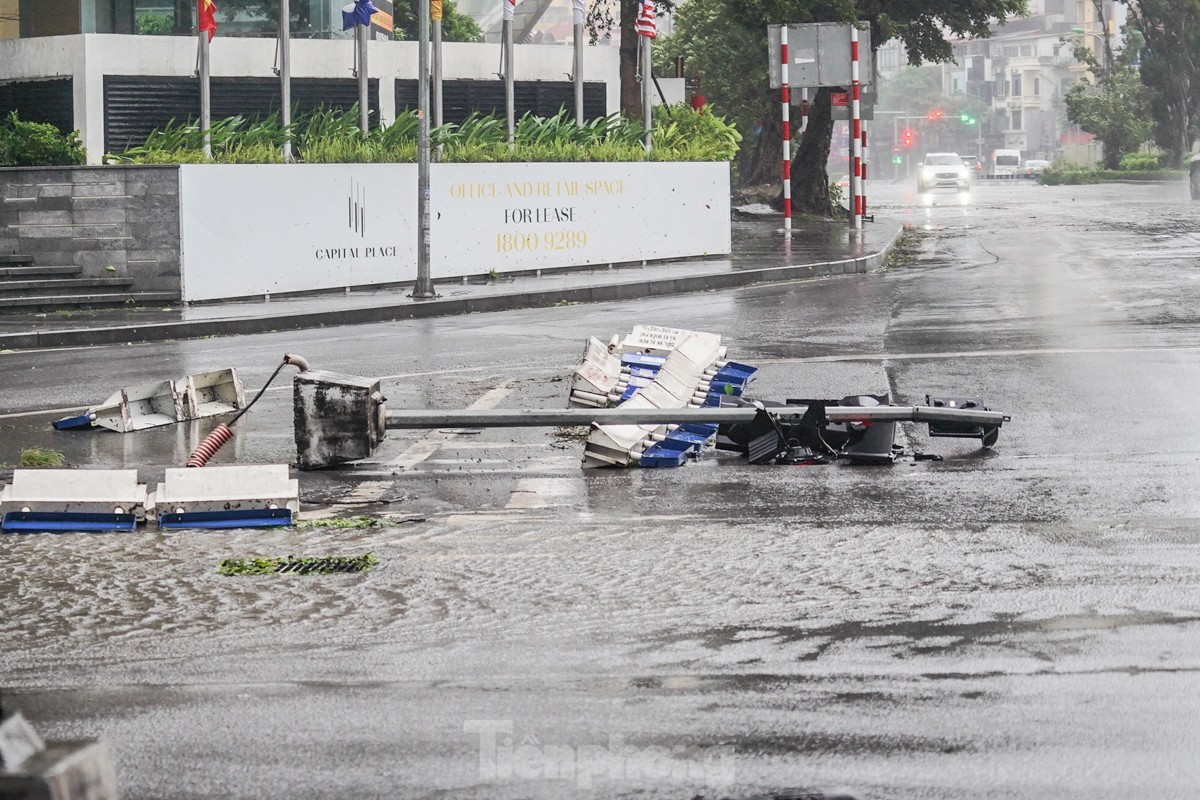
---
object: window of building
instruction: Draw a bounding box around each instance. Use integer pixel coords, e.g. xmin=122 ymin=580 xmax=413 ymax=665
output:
xmin=1020 ymin=44 xmax=1033 ymax=57
xmin=1033 ymin=77 xmax=1040 ymax=96
xmin=1011 ymin=110 xmax=1023 ymax=130
xmin=1004 ymin=45 xmax=1019 ymax=57
xmin=1011 ymin=73 xmax=1022 ymax=96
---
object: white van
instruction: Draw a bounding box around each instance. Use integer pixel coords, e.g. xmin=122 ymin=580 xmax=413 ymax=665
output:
xmin=992 ymin=149 xmax=1022 ymax=177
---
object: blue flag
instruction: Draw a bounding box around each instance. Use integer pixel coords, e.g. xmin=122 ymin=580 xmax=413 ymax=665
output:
xmin=342 ymin=0 xmax=379 ymax=30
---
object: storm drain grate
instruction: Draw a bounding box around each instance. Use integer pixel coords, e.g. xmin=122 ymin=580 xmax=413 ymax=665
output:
xmin=218 ymin=553 xmax=379 ymax=576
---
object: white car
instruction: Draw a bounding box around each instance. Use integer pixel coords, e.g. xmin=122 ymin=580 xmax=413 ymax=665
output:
xmin=917 ymin=153 xmax=970 ymax=192
xmin=1024 ymin=159 xmax=1051 ymax=175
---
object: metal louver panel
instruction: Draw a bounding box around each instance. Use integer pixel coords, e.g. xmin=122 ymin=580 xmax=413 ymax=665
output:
xmin=396 ymin=80 xmax=606 ymax=125
xmin=103 ymin=76 xmax=382 ymax=154
xmin=0 ymin=78 xmax=75 ymax=135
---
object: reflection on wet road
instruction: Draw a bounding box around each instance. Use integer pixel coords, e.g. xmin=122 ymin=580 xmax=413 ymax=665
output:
xmin=3 ymin=181 xmax=1200 ymax=799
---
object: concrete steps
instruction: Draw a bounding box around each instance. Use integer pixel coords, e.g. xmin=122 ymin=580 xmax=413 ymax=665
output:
xmin=0 ymin=252 xmax=172 ymax=310
xmin=0 ymin=291 xmax=178 ymax=310
xmin=0 ymin=265 xmax=84 ymax=279
xmin=0 ymin=277 xmax=134 ymax=297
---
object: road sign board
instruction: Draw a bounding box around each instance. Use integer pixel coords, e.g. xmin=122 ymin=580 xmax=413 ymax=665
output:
xmin=767 ymin=22 xmax=874 ymax=90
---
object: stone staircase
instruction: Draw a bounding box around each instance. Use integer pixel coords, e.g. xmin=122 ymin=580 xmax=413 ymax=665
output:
xmin=0 ymin=167 xmax=186 ymax=312
xmin=0 ymin=253 xmax=174 ymax=311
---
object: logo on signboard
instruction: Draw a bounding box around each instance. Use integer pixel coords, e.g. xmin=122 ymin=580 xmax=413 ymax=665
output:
xmin=349 ymin=178 xmax=366 ymax=238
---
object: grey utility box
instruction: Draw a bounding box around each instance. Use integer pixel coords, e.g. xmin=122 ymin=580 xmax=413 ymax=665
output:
xmin=293 ymin=370 xmax=386 ymax=470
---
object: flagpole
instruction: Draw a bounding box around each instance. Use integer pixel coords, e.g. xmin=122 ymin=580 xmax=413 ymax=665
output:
xmin=432 ymin=0 xmax=443 ymax=129
xmin=641 ymin=35 xmax=651 ymax=152
xmin=503 ymin=13 xmax=514 ymax=146
xmin=572 ymin=0 xmax=583 ymax=127
xmin=356 ymin=14 xmax=369 ymax=136
xmin=413 ymin=0 xmax=436 ymax=298
xmin=279 ymin=0 xmax=292 ymax=161
xmin=199 ymin=26 xmax=211 ymax=158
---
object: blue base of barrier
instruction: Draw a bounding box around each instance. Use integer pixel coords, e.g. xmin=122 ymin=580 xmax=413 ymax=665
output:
xmin=2 ymin=511 xmax=136 ymax=533
xmin=158 ymin=508 xmax=293 ymax=530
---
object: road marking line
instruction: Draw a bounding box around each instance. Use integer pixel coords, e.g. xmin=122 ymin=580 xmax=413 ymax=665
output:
xmin=504 ymin=477 xmax=583 ymax=509
xmin=754 ymin=344 xmax=1200 ymax=364
xmin=311 ymin=382 xmax=515 ymax=516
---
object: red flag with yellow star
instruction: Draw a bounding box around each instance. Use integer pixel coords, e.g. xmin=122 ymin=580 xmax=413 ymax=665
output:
xmin=198 ymin=0 xmax=218 ymax=41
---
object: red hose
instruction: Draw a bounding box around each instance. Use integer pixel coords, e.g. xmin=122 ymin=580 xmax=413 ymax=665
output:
xmin=187 ymin=423 xmax=233 ymax=468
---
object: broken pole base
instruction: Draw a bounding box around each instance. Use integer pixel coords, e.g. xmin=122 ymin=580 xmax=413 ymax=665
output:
xmin=0 ymin=740 xmax=119 ymax=800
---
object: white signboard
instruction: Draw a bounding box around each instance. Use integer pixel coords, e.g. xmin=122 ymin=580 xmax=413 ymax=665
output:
xmin=179 ymin=163 xmax=418 ymax=302
xmin=178 ymin=162 xmax=730 ymax=302
xmin=431 ymin=162 xmax=730 ymax=274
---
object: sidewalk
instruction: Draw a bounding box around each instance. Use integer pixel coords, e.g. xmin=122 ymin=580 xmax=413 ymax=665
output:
xmin=0 ymin=213 xmax=902 ymax=350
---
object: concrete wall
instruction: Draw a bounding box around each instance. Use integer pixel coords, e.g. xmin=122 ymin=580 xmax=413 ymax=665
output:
xmin=178 ymin=161 xmax=731 ymax=302
xmin=1 ymin=160 xmax=729 ymax=303
xmin=0 ymin=165 xmax=182 ymax=292
xmin=0 ymin=34 xmax=622 ymax=163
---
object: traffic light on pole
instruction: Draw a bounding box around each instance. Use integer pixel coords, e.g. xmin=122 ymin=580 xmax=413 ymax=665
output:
xmin=902 ymin=128 xmax=914 ymax=147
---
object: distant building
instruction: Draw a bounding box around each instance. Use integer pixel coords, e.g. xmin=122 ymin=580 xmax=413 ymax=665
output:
xmin=0 ymin=0 xmax=619 ymax=164
xmin=945 ymin=0 xmax=1123 ymax=163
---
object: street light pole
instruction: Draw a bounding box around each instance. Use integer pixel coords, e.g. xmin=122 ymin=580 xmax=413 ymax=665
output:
xmin=412 ymin=0 xmax=435 ymax=298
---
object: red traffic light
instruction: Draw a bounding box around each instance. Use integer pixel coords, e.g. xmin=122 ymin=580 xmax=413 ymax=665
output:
xmin=902 ymin=129 xmax=914 ymax=147
xmin=925 ymin=108 xmax=944 ymax=121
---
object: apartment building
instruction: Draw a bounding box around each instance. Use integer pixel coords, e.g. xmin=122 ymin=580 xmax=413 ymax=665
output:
xmin=946 ymin=0 xmax=1123 ymax=162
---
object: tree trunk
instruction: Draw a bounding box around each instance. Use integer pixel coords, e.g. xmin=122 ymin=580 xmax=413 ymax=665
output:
xmin=619 ymin=0 xmax=640 ymax=117
xmin=789 ymin=87 xmax=836 ymax=217
xmin=736 ymin=101 xmax=782 ymax=189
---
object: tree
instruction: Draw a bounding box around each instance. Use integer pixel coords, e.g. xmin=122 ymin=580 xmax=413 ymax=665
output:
xmin=654 ymin=0 xmax=778 ymax=185
xmin=1124 ymin=0 xmax=1200 ymax=165
xmin=213 ymin=0 xmax=315 ymax=32
xmin=732 ymin=0 xmax=1028 ymax=216
xmin=394 ymin=0 xmax=484 ymax=42
xmin=586 ymin=0 xmax=678 ymax=118
xmin=1063 ymin=31 xmax=1153 ymax=169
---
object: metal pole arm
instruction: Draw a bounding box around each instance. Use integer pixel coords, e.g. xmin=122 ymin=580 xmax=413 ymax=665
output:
xmin=384 ymin=405 xmax=1009 ymax=430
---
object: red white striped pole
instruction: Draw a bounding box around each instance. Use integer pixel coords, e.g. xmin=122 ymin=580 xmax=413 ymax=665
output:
xmin=801 ymin=88 xmax=808 ymax=133
xmin=781 ymin=26 xmax=791 ymax=231
xmin=851 ymin=26 xmax=862 ymax=230
xmin=864 ymin=128 xmax=873 ymax=221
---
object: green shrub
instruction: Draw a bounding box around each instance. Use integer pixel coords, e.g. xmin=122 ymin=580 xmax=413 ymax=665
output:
xmin=109 ymin=104 xmax=741 ymax=165
xmin=135 ymin=11 xmax=173 ymax=35
xmin=1037 ymin=165 xmax=1185 ymax=185
xmin=1118 ymin=152 xmax=1165 ymax=171
xmin=0 ymin=112 xmax=87 ymax=167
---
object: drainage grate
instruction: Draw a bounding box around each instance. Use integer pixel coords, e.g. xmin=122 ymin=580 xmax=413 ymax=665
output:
xmin=217 ymin=553 xmax=379 ymax=576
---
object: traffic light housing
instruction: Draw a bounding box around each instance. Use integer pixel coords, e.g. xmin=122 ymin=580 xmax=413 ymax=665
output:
xmin=902 ymin=129 xmax=914 ymax=147
xmin=926 ymin=109 xmax=943 ymax=121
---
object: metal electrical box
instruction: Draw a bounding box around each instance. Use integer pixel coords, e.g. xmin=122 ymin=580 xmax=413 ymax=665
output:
xmin=293 ymin=370 xmax=387 ymax=470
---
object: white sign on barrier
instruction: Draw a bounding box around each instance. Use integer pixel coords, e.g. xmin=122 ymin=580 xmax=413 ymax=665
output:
xmin=179 ymin=164 xmax=418 ymax=302
xmin=178 ymin=162 xmax=731 ymax=303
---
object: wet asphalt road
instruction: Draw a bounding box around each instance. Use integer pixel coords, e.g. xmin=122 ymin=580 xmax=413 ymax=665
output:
xmin=3 ymin=179 xmax=1200 ymax=799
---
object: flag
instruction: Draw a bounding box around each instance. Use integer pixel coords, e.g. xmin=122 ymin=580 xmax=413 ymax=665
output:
xmin=572 ymin=0 xmax=584 ymax=26
xmin=341 ymin=0 xmax=379 ymax=30
xmin=198 ymin=0 xmax=217 ymax=41
xmin=502 ymin=0 xmax=517 ymax=22
xmin=635 ymin=0 xmax=656 ymax=38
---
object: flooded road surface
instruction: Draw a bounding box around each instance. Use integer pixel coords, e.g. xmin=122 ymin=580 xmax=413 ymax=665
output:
xmin=3 ymin=180 xmax=1200 ymax=799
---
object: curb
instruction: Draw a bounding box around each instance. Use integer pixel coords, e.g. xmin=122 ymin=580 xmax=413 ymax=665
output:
xmin=0 ymin=223 xmax=903 ymax=350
